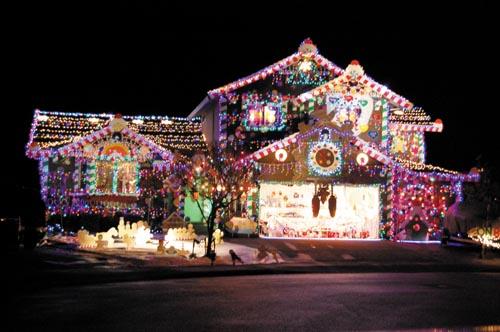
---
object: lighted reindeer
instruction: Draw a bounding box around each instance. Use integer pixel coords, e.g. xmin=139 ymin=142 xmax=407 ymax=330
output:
xmin=96 ymin=227 xmax=118 ymax=246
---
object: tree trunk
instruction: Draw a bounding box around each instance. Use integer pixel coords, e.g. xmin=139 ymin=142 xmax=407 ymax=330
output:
xmin=205 ymin=213 xmax=216 ymax=257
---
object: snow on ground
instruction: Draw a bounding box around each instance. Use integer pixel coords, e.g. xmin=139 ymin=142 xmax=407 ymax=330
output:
xmin=47 ymin=235 xmax=285 ymax=266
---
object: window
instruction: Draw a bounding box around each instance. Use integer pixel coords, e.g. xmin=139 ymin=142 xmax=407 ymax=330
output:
xmin=241 ymin=91 xmax=285 ymax=132
xmin=94 ymin=159 xmax=138 ymax=195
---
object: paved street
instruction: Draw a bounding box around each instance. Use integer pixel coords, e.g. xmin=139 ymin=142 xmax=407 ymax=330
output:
xmin=6 ymin=239 xmax=500 ymax=330
xmin=10 ymin=273 xmax=500 ymax=331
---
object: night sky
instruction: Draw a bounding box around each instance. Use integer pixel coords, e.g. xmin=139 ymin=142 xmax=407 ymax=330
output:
xmin=2 ymin=1 xmax=498 ymax=218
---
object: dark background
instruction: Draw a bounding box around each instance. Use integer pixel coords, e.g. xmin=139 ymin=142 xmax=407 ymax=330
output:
xmin=2 ymin=1 xmax=498 ymax=221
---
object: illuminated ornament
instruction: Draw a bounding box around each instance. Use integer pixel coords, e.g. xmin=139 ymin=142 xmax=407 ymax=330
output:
xmin=308 ymin=141 xmax=342 ymax=176
xmin=345 ymin=60 xmax=364 ymax=81
xmin=275 ymin=149 xmax=288 ymax=162
xmin=109 ymin=114 xmax=128 ymax=132
xmin=298 ymin=38 xmax=318 ymax=54
xmin=356 ymin=152 xmax=369 ymax=166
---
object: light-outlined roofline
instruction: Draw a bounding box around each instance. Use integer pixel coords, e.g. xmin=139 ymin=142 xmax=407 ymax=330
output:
xmin=26 ymin=113 xmax=175 ymax=162
xmin=296 ymin=60 xmax=414 ymax=109
xmin=207 ymin=38 xmax=344 ymax=98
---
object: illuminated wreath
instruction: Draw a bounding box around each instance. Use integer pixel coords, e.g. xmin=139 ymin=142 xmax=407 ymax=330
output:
xmin=308 ymin=141 xmax=342 ymax=176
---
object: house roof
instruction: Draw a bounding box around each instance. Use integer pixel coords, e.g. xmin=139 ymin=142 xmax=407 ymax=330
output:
xmin=296 ymin=60 xmax=413 ymax=109
xmin=26 ymin=110 xmax=206 ymax=159
xmin=207 ymin=39 xmax=344 ymax=98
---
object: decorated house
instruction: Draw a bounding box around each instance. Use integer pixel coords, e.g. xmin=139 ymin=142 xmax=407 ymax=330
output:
xmin=28 ymin=39 xmax=480 ymax=241
xmin=26 ymin=110 xmax=208 ymax=227
xmin=191 ymin=39 xmax=480 ymax=240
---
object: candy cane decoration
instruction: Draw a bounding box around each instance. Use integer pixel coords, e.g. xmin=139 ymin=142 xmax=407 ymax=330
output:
xmin=246 ymin=193 xmax=254 ymax=216
xmin=86 ymin=162 xmax=96 ymax=193
xmin=388 ymin=123 xmax=443 ymax=132
xmin=381 ymin=99 xmax=389 ymax=149
xmin=385 ymin=168 xmax=395 ymax=239
xmin=308 ymin=99 xmax=315 ymax=113
xmin=417 ymin=132 xmax=425 ymax=163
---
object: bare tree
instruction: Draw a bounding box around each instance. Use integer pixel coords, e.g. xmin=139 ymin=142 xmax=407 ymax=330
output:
xmin=184 ymin=147 xmax=258 ymax=256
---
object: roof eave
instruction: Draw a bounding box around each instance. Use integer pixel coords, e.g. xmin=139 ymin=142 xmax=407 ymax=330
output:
xmin=188 ymin=96 xmax=211 ymax=119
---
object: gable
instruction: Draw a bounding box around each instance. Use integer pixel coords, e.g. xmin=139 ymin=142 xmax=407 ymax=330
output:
xmin=252 ymin=122 xmax=388 ymax=183
xmin=207 ymin=39 xmax=344 ymax=98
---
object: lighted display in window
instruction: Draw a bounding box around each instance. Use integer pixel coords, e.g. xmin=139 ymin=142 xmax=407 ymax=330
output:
xmin=258 ymin=182 xmax=380 ymax=239
xmin=95 ymin=160 xmax=138 ymax=195
xmin=241 ymin=92 xmax=286 ymax=132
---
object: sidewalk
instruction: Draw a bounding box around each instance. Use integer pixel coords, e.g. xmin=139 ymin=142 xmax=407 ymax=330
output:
xmin=6 ymin=237 xmax=500 ymax=296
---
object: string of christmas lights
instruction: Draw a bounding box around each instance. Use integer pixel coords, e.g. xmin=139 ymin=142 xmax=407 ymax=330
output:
xmin=27 ymin=110 xmax=205 ymax=155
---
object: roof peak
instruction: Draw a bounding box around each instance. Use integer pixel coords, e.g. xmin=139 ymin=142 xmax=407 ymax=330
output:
xmin=298 ymin=38 xmax=318 ymax=54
